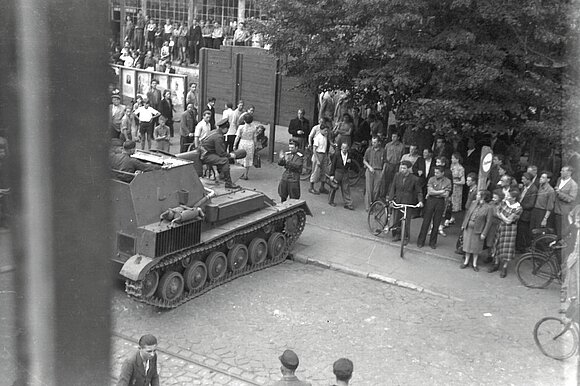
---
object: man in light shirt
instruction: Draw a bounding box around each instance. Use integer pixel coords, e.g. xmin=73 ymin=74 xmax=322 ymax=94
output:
xmin=134 ymin=100 xmax=160 ymax=150
xmin=554 ymin=165 xmax=578 ymax=238
xmin=308 ymin=123 xmax=330 ymax=195
xmin=194 ymin=110 xmax=212 ymax=148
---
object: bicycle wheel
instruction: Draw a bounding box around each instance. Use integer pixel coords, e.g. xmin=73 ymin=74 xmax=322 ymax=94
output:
xmin=368 ymin=201 xmax=388 ymax=236
xmin=534 ymin=317 xmax=578 ymax=360
xmin=516 ymin=253 xmax=556 ymax=289
xmin=347 ymin=159 xmax=363 ymax=186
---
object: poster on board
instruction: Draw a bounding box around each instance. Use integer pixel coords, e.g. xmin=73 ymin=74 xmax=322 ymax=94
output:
xmin=156 ymin=75 xmax=169 ymax=95
xmin=136 ymin=72 xmax=150 ymax=98
xmin=169 ymin=77 xmax=185 ymax=109
xmin=122 ymin=69 xmax=135 ymax=99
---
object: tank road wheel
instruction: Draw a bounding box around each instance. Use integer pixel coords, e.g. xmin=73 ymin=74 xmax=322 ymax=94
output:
xmin=184 ymin=260 xmax=208 ymax=291
xmin=141 ymin=271 xmax=160 ymax=298
xmin=284 ymin=214 xmax=299 ymax=236
xmin=227 ymin=244 xmax=249 ymax=272
xmin=206 ymin=251 xmax=228 ymax=281
xmin=248 ymin=237 xmax=268 ymax=265
xmin=268 ymin=232 xmax=286 ymax=260
xmin=157 ymin=271 xmax=184 ymax=302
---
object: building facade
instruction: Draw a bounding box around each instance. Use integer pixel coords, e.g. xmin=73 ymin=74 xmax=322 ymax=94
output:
xmin=110 ymin=0 xmax=260 ymax=44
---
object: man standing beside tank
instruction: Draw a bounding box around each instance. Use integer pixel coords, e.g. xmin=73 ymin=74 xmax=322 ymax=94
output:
xmin=278 ymin=139 xmax=304 ymax=202
xmin=201 ymin=117 xmax=240 ymax=189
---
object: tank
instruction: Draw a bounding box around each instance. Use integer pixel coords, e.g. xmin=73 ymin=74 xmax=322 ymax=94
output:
xmin=111 ymin=150 xmax=311 ymax=308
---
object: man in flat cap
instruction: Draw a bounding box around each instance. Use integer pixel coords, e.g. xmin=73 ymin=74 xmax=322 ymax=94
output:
xmin=278 ymin=140 xmax=304 ymax=202
xmin=331 ymin=358 xmax=353 ymax=386
xmin=200 ymin=117 xmax=240 ymax=189
xmin=110 ymin=91 xmax=126 ymax=139
xmin=269 ymin=349 xmax=311 ymax=386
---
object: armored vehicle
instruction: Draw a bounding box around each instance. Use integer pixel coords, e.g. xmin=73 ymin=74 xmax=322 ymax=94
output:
xmin=111 ymin=150 xmax=311 ymax=308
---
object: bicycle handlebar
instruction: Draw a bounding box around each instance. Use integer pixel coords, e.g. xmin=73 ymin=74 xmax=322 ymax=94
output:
xmin=390 ymin=201 xmax=421 ymax=209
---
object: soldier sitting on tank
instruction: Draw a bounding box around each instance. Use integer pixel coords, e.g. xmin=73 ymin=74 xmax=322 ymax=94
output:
xmin=111 ymin=140 xmax=161 ymax=182
xmin=200 ymin=117 xmax=241 ymax=189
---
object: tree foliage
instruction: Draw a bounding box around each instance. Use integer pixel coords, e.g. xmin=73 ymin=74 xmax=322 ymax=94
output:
xmin=250 ymin=0 xmax=580 ymax=146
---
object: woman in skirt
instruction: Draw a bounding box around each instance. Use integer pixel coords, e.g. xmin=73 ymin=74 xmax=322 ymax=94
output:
xmin=449 ymin=152 xmax=465 ymax=224
xmin=490 ymin=189 xmax=523 ymax=278
xmin=460 ymin=190 xmax=493 ymax=271
xmin=234 ymin=114 xmax=258 ymax=180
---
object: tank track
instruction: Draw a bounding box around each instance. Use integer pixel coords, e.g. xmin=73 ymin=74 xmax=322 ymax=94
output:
xmin=125 ymin=206 xmax=307 ymax=309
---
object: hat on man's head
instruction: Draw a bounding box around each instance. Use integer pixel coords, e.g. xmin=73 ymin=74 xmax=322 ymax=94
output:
xmin=216 ymin=117 xmax=229 ymax=127
xmin=279 ymin=349 xmax=299 ymax=370
xmin=400 ymin=160 xmax=413 ymax=168
xmin=333 ymin=358 xmax=353 ymax=379
xmin=522 ymin=172 xmax=533 ymax=180
xmin=289 ymin=139 xmax=299 ymax=146
xmin=123 ymin=140 xmax=136 ymax=150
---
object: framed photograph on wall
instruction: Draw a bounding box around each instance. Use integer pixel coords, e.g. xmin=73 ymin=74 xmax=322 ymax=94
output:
xmin=136 ymin=72 xmax=150 ymax=98
xmin=169 ymin=76 xmax=185 ymax=110
xmin=156 ymin=75 xmax=169 ymax=95
xmin=122 ymin=69 xmax=135 ymax=100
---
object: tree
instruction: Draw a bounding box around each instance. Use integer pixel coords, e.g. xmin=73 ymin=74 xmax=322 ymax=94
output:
xmin=251 ymin=0 xmax=580 ymax=152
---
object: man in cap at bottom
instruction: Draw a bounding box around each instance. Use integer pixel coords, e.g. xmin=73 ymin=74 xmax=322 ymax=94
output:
xmin=200 ymin=117 xmax=241 ymax=189
xmin=269 ymin=349 xmax=311 ymax=386
xmin=331 ymin=358 xmax=353 ymax=386
xmin=277 ymin=139 xmax=304 ymax=202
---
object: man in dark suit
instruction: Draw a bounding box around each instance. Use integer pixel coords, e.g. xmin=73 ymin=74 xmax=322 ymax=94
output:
xmin=516 ymin=172 xmax=538 ymax=252
xmin=117 ymin=334 xmax=160 ymax=386
xmin=288 ymin=109 xmax=311 ymax=151
xmin=387 ymin=160 xmax=424 ymax=243
xmin=328 ymin=142 xmax=355 ymax=210
xmin=206 ymin=97 xmax=216 ymax=129
xmin=554 ymin=165 xmax=578 ymax=238
xmin=188 ymin=19 xmax=202 ymax=65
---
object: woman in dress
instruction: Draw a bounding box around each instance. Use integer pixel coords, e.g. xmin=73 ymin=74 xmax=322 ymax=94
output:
xmin=490 ymin=189 xmax=523 ymax=278
xmin=460 ymin=190 xmax=494 ymax=271
xmin=449 ymin=152 xmax=465 ymax=225
xmin=234 ymin=114 xmax=258 ymax=180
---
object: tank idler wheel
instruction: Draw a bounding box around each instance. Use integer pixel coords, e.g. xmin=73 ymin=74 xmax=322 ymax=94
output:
xmin=284 ymin=214 xmax=299 ymax=235
xmin=262 ymin=223 xmax=273 ymax=235
xmin=157 ymin=271 xmax=185 ymax=302
xmin=267 ymin=232 xmax=286 ymax=260
xmin=227 ymin=244 xmax=249 ymax=272
xmin=248 ymin=237 xmax=268 ymax=265
xmin=184 ymin=260 xmax=208 ymax=291
xmin=206 ymin=251 xmax=228 ymax=281
xmin=225 ymin=238 xmax=236 ymax=249
xmin=141 ymin=271 xmax=160 ymax=298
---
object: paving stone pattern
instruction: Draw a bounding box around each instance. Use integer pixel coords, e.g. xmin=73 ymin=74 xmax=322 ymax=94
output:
xmin=112 ymin=262 xmax=573 ymax=385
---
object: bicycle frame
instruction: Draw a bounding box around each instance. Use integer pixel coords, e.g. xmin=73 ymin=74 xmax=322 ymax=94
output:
xmin=390 ymin=201 xmax=421 ymax=258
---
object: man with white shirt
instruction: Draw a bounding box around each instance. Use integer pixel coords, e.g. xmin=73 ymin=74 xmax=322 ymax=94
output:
xmin=117 ymin=334 xmax=159 ymax=386
xmin=222 ymin=102 xmax=235 ymax=152
xmin=308 ymin=124 xmax=330 ymax=195
xmin=134 ymin=100 xmax=160 ymax=150
xmin=194 ymin=110 xmax=212 ymax=148
xmin=328 ymin=142 xmax=355 ymax=210
xmin=554 ymin=165 xmax=578 ymax=238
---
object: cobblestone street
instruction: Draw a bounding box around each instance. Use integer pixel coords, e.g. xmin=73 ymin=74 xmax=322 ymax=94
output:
xmin=111 ymin=260 xmax=572 ymax=385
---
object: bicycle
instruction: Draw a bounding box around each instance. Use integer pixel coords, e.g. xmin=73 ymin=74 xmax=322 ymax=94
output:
xmin=367 ymin=199 xmax=421 ymax=258
xmin=516 ymin=235 xmax=567 ymax=289
xmin=534 ymin=303 xmax=579 ymax=360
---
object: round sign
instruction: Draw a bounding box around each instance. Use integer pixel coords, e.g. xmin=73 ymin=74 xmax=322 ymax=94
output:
xmin=481 ymin=153 xmax=493 ymax=173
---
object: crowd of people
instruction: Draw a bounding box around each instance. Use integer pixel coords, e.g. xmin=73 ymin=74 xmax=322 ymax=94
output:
xmin=276 ymin=107 xmax=580 ymax=282
xmin=111 ymin=10 xmax=263 ymax=69
xmin=117 ymin=334 xmax=354 ymax=386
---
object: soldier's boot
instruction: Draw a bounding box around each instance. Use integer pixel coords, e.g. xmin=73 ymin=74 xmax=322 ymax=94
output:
xmin=328 ymin=190 xmax=336 ymax=206
xmin=224 ymin=170 xmax=241 ymax=189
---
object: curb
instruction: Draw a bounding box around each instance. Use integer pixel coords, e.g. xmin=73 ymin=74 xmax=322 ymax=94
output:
xmin=290 ymin=253 xmax=465 ymax=302
xmin=304 ymin=222 xmax=463 ymax=264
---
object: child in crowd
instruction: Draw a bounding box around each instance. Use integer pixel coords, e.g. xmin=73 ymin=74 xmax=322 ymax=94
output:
xmin=154 ymin=115 xmax=171 ymax=152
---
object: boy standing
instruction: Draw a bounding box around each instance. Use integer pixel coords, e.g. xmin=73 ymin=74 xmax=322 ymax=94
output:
xmin=153 ymin=115 xmax=171 ymax=152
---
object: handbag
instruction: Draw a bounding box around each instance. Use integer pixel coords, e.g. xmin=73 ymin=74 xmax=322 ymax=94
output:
xmin=253 ymin=153 xmax=261 ymax=168
xmin=455 ymin=233 xmax=464 ymax=254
